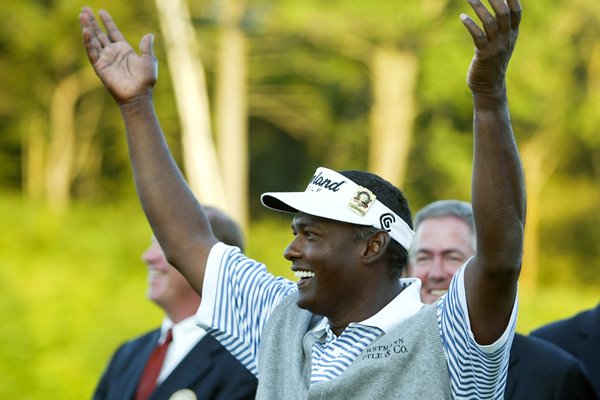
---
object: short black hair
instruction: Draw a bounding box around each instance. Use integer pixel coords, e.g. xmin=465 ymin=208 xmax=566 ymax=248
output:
xmin=339 ymin=170 xmax=412 ymax=277
xmin=205 ymin=206 xmax=245 ymax=251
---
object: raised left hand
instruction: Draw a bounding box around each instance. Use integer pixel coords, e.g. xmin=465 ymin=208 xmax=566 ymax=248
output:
xmin=461 ymin=0 xmax=521 ymax=98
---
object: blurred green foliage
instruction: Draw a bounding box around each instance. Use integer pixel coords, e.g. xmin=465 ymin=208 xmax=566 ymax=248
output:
xmin=0 ymin=193 xmax=598 ymax=399
xmin=0 ymin=193 xmax=157 ymax=398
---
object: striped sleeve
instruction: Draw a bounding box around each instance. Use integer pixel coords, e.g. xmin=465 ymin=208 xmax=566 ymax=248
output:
xmin=195 ymin=242 xmax=297 ymax=376
xmin=438 ymin=266 xmax=517 ymax=400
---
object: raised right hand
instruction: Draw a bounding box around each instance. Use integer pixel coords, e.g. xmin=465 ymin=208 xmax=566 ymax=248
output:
xmin=79 ymin=7 xmax=157 ymax=104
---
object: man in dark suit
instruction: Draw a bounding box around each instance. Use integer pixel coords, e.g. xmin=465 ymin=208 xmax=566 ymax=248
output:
xmin=531 ymin=303 xmax=600 ymax=397
xmin=506 ymin=333 xmax=597 ymax=399
xmin=94 ymin=207 xmax=257 ymax=400
xmin=407 ymin=200 xmax=597 ymax=400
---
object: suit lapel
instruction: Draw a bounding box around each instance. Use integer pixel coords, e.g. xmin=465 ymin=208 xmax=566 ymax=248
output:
xmin=119 ymin=330 xmax=161 ymax=399
xmin=575 ymin=304 xmax=600 ymax=385
xmin=151 ymin=334 xmax=222 ymax=398
xmin=504 ymin=333 xmax=522 ymax=399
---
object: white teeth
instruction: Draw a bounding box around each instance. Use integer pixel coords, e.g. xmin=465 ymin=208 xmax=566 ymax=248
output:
xmin=294 ymin=270 xmax=315 ymax=279
xmin=430 ymin=289 xmax=447 ymax=296
xmin=148 ymin=270 xmax=165 ymax=278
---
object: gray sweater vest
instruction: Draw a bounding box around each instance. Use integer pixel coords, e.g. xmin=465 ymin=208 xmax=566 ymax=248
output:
xmin=257 ymin=293 xmax=451 ymax=400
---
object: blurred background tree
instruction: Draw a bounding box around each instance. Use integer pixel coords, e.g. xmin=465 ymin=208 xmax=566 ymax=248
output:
xmin=0 ymin=0 xmax=598 ymax=398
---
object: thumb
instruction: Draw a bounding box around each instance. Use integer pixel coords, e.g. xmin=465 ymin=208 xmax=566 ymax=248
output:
xmin=139 ymin=33 xmax=155 ymax=59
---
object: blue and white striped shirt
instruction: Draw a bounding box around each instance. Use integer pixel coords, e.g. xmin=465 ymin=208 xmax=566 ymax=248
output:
xmin=196 ymin=243 xmax=516 ymax=399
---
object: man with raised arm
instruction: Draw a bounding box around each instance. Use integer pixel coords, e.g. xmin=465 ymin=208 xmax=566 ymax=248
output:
xmin=80 ymin=1 xmax=525 ymax=398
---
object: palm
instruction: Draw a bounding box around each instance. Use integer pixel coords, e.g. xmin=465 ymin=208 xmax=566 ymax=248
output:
xmin=93 ymin=41 xmax=156 ymax=102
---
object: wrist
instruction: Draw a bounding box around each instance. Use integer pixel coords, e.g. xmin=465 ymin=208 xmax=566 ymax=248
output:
xmin=472 ymin=90 xmax=508 ymax=111
xmin=118 ymin=93 xmax=154 ymax=113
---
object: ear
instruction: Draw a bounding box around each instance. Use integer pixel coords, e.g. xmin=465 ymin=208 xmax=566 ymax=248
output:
xmin=363 ymin=231 xmax=390 ymax=265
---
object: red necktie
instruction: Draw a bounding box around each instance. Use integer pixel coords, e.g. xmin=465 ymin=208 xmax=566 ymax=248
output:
xmin=135 ymin=329 xmax=173 ymax=400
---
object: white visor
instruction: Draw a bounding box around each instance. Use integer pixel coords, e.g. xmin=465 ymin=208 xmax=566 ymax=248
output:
xmin=261 ymin=167 xmax=414 ymax=250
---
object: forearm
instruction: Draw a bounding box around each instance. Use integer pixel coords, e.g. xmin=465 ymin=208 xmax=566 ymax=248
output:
xmin=465 ymin=92 xmax=525 ymax=343
xmin=120 ymin=96 xmax=214 ymax=290
xmin=471 ymin=92 xmax=526 ymax=270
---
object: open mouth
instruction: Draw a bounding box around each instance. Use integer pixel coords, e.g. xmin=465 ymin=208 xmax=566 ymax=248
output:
xmin=294 ymin=270 xmax=315 ymax=286
xmin=294 ymin=270 xmax=315 ymax=279
xmin=148 ymin=270 xmax=166 ymax=280
xmin=429 ymin=289 xmax=448 ymax=297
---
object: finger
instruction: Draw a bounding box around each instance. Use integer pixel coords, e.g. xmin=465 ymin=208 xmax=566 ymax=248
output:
xmin=98 ymin=9 xmax=127 ymax=43
xmin=487 ymin=0 xmax=510 ymax=34
xmin=79 ymin=9 xmax=99 ymax=43
xmin=460 ymin=13 xmax=487 ymax=49
xmin=79 ymin=7 xmax=92 ymax=29
xmin=139 ymin=34 xmax=155 ymax=59
xmin=466 ymin=0 xmax=499 ymax=40
xmin=81 ymin=27 xmax=100 ymax=64
xmin=506 ymin=0 xmax=522 ymax=30
xmin=86 ymin=9 xmax=111 ymax=48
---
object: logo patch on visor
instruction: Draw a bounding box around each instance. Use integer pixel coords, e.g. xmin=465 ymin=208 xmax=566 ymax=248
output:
xmin=379 ymin=213 xmax=396 ymax=232
xmin=349 ymin=186 xmax=376 ymax=216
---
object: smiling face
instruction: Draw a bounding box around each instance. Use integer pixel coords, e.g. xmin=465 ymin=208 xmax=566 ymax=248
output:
xmin=408 ymin=216 xmax=475 ymax=304
xmin=142 ymin=238 xmax=200 ymax=322
xmin=284 ymin=212 xmax=368 ymax=320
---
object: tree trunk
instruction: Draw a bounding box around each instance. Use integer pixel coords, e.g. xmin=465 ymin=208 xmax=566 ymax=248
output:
xmin=368 ymin=47 xmax=417 ymax=189
xmin=45 ymin=73 xmax=81 ymax=210
xmin=23 ymin=110 xmax=46 ymax=201
xmin=45 ymin=69 xmax=101 ymax=210
xmin=215 ymin=0 xmax=248 ymax=230
xmin=73 ymin=90 xmax=105 ymax=198
xmin=155 ymin=0 xmax=226 ymax=206
xmin=520 ymin=115 xmax=564 ymax=295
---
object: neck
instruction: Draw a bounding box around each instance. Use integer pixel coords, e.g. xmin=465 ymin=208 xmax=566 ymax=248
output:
xmin=162 ymin=299 xmax=201 ymax=324
xmin=328 ymin=280 xmax=403 ymax=336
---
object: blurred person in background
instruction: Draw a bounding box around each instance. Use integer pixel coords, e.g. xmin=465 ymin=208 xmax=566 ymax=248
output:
xmin=93 ymin=207 xmax=257 ymax=400
xmin=81 ymin=1 xmax=525 ymax=398
xmin=408 ymin=199 xmax=598 ymax=400
xmin=531 ymin=303 xmax=600 ymax=397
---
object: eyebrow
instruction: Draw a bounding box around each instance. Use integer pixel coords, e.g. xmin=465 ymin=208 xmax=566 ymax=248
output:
xmin=291 ymin=215 xmax=328 ymax=232
xmin=415 ymin=248 xmax=467 ymax=256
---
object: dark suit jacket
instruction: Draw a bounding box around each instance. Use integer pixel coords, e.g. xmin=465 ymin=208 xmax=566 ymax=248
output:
xmin=94 ymin=329 xmax=257 ymax=400
xmin=531 ymin=303 xmax=600 ymax=397
xmin=505 ymin=333 xmax=597 ymax=399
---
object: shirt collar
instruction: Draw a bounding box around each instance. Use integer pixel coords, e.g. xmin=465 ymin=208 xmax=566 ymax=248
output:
xmin=160 ymin=315 xmax=203 ymax=342
xmin=310 ymin=278 xmax=424 ymax=336
xmin=360 ymin=278 xmax=423 ymax=332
